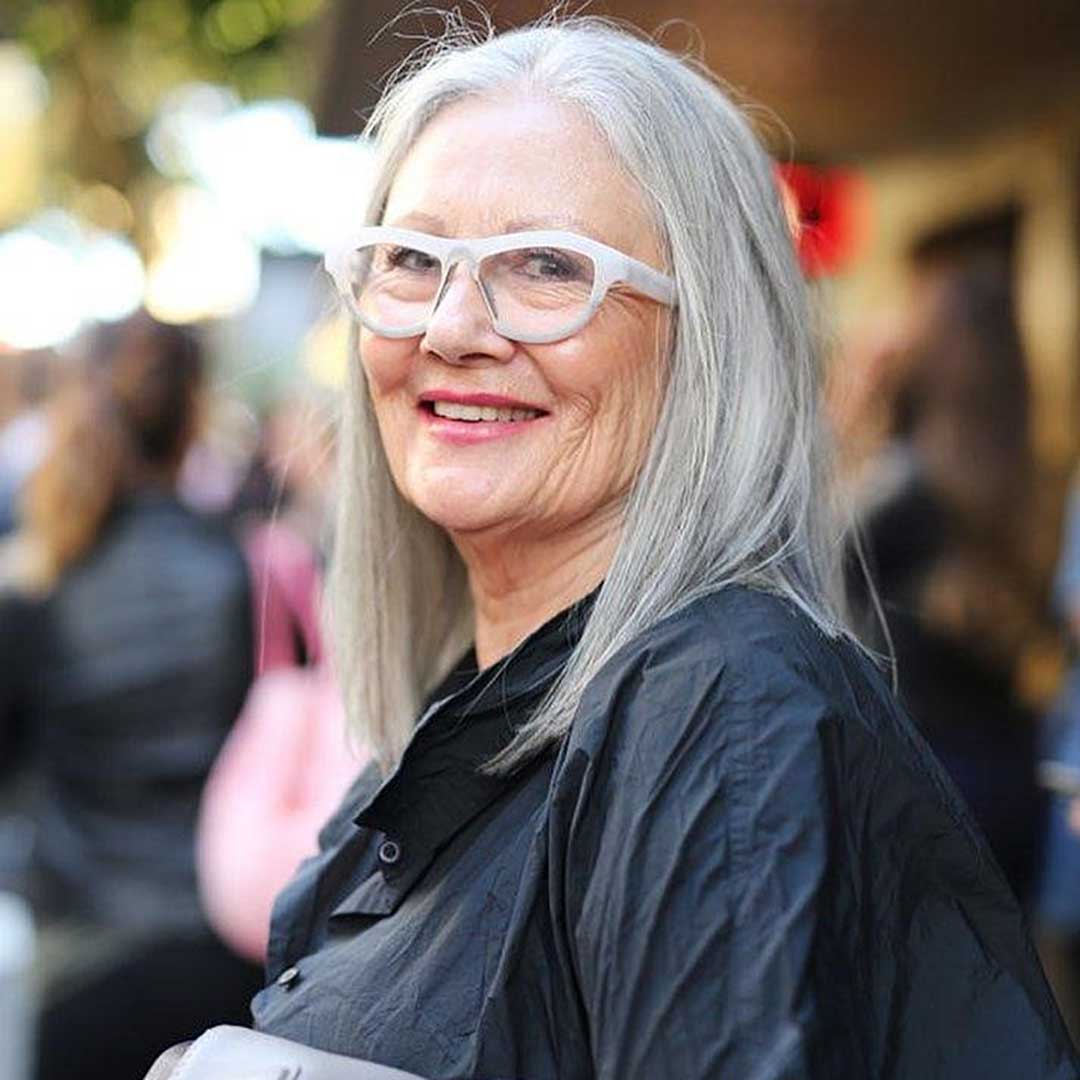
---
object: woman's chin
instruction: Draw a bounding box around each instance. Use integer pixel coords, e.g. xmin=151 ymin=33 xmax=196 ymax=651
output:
xmin=406 ymin=477 xmax=522 ymax=538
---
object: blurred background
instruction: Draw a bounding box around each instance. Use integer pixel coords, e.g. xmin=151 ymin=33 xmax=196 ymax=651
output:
xmin=1 ymin=0 xmax=1080 ymax=1075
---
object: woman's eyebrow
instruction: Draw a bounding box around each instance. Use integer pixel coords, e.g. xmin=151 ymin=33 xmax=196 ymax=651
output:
xmin=381 ymin=212 xmax=606 ymax=242
xmin=503 ymin=215 xmax=602 ymax=240
xmin=385 ymin=211 xmax=447 ymax=232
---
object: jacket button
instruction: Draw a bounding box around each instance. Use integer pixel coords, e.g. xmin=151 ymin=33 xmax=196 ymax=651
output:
xmin=276 ymin=966 xmax=300 ymax=988
xmin=378 ymin=839 xmax=402 ymax=865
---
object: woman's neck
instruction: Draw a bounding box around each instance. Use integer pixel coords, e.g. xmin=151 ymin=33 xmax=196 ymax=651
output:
xmin=455 ymin=514 xmax=619 ymax=670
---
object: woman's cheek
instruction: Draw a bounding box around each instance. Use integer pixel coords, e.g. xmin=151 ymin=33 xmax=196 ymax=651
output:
xmin=360 ymin=333 xmax=415 ymax=395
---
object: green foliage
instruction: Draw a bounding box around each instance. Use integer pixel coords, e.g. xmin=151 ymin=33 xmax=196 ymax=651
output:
xmin=15 ymin=0 xmax=326 ymax=95
xmin=10 ymin=0 xmax=327 ymax=203
xmin=91 ymin=0 xmax=140 ymax=25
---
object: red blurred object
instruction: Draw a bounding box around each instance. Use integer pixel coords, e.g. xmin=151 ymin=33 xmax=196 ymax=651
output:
xmin=775 ymin=162 xmax=869 ymax=277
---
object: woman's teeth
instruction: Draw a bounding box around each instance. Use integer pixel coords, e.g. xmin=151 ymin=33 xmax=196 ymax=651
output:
xmin=431 ymin=401 xmax=540 ymax=422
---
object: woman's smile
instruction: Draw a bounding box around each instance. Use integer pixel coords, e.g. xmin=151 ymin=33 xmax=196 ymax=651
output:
xmin=417 ymin=389 xmax=550 ymax=445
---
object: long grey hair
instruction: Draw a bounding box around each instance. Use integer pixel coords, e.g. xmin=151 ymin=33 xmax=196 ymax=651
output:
xmin=328 ymin=16 xmax=850 ymax=773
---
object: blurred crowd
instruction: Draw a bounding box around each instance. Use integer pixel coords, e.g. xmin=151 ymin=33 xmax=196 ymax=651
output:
xmin=0 ymin=312 xmax=360 ymax=1078
xmin=0 ymin=201 xmax=1079 ymax=1075
xmin=834 ymin=207 xmax=1080 ymax=1039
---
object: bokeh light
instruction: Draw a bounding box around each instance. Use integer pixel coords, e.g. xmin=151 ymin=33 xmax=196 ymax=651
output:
xmin=148 ymin=88 xmax=375 ymax=255
xmin=144 ymin=185 xmax=260 ymax=324
xmin=0 ymin=76 xmax=373 ymax=343
xmin=146 ymin=83 xmax=243 ymax=179
xmin=0 ymin=43 xmax=48 ymax=227
xmin=0 ymin=212 xmax=144 ymax=350
xmin=0 ymin=230 xmax=82 ymax=350
xmin=301 ymin=310 xmax=350 ymax=389
xmin=81 ymin=233 xmax=146 ymax=322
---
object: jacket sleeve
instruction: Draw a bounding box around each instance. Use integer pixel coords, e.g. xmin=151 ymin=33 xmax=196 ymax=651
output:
xmin=564 ymin=644 xmax=832 ymax=1080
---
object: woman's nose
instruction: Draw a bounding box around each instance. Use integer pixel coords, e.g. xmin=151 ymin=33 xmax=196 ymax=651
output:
xmin=421 ymin=264 xmax=513 ymax=365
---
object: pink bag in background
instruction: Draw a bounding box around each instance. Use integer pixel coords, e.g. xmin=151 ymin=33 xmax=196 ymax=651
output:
xmin=196 ymin=664 xmax=366 ymax=963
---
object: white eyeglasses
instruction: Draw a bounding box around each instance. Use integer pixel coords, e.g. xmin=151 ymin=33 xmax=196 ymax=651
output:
xmin=324 ymin=226 xmax=676 ymax=344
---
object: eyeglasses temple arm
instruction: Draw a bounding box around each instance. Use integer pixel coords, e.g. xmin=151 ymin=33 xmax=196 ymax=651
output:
xmin=620 ymin=256 xmax=676 ymax=306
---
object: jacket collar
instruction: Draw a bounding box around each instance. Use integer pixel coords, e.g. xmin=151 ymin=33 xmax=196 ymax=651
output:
xmin=333 ymin=591 xmax=595 ymax=918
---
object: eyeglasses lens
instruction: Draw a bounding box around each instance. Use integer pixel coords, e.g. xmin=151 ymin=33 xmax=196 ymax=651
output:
xmin=479 ymin=248 xmax=595 ymax=340
xmin=351 ymin=243 xmax=597 ymax=339
xmin=353 ymin=243 xmax=442 ymax=335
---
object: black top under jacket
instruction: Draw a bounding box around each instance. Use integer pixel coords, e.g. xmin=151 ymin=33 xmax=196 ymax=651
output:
xmin=253 ymin=586 xmax=1077 ymax=1079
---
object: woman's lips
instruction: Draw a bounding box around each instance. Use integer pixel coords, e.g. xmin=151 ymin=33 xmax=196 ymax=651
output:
xmin=417 ymin=392 xmax=548 ymax=444
xmin=431 ymin=400 xmax=542 ymax=422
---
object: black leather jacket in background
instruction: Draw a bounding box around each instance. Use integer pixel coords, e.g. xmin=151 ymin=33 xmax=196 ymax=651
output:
xmin=0 ymin=491 xmax=253 ymax=934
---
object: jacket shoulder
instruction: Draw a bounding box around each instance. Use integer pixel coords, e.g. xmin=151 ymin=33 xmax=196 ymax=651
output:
xmin=569 ymin=586 xmax=882 ymax=760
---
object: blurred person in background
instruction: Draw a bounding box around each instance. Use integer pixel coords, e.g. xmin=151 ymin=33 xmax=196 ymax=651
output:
xmin=1035 ymin=477 xmax=1080 ymax=1037
xmin=0 ymin=311 xmax=262 ymax=1080
xmin=839 ymin=210 xmax=1047 ymax=903
xmin=197 ymin=389 xmax=365 ymax=965
xmin=229 ymin=393 xmax=338 ymax=674
xmin=195 ymin=637 xmax=362 ymax=966
xmin=152 ymin=19 xmax=1072 ymax=1079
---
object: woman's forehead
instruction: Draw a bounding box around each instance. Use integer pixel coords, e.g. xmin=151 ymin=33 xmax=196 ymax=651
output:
xmin=382 ymin=97 xmax=658 ymax=257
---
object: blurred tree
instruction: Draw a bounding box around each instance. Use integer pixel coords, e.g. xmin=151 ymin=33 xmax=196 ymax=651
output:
xmin=3 ymin=0 xmax=328 ymax=228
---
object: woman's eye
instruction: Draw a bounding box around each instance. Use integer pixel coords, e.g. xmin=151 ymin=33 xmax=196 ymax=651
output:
xmin=387 ymin=247 xmax=439 ymax=273
xmin=517 ymin=249 xmax=582 ymax=281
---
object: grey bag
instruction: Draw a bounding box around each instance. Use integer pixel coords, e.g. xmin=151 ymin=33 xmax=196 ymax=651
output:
xmin=145 ymin=1026 xmax=424 ymax=1080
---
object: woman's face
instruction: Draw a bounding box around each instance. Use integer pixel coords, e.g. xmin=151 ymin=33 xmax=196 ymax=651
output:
xmin=361 ymin=96 xmax=669 ymax=545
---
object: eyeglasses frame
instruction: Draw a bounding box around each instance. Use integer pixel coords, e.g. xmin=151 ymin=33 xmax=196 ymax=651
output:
xmin=324 ymin=226 xmax=676 ymax=345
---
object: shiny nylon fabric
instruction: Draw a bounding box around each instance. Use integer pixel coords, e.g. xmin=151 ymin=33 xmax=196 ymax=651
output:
xmin=254 ymin=587 xmax=1077 ymax=1078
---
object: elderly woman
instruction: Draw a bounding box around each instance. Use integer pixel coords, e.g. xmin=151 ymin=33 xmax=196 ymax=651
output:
xmin=153 ymin=17 xmax=1075 ymax=1080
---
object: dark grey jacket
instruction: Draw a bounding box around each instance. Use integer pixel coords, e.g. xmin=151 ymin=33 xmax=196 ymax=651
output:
xmin=0 ymin=491 xmax=252 ymax=933
xmin=254 ymin=587 xmax=1076 ymax=1079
